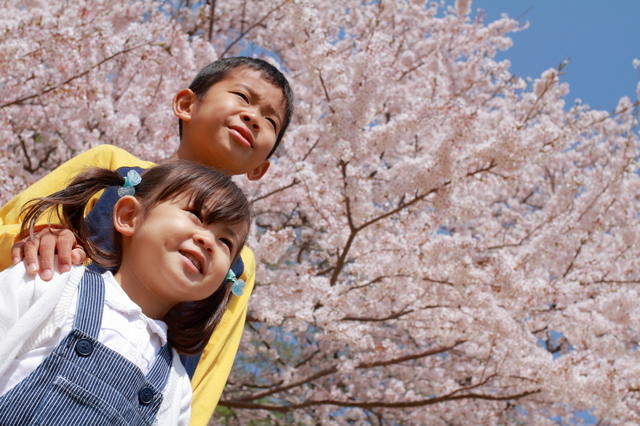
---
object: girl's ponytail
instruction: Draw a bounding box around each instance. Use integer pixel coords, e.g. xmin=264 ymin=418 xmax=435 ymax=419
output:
xmin=20 ymin=168 xmax=126 ymax=268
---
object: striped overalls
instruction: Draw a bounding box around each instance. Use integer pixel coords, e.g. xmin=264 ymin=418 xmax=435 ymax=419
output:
xmin=0 ymin=270 xmax=172 ymax=425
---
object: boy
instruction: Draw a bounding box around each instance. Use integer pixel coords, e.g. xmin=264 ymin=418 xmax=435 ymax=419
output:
xmin=0 ymin=56 xmax=294 ymax=426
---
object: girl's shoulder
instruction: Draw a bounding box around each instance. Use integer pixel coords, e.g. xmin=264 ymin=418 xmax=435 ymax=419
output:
xmin=0 ymin=262 xmax=84 ymax=314
xmin=0 ymin=264 xmax=85 ymax=371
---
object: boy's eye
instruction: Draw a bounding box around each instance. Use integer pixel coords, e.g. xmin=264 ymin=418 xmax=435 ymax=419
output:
xmin=266 ymin=117 xmax=277 ymax=130
xmin=234 ymin=92 xmax=249 ymax=102
xmin=187 ymin=210 xmax=203 ymax=223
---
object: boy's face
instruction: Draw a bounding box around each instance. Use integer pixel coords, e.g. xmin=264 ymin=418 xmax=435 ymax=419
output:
xmin=174 ymin=67 xmax=286 ymax=180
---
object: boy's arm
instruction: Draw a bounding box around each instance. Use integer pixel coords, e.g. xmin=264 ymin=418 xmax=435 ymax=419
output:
xmin=188 ymin=246 xmax=256 ymax=426
xmin=0 ymin=145 xmax=155 ymax=273
xmin=0 ymin=162 xmax=79 ymax=272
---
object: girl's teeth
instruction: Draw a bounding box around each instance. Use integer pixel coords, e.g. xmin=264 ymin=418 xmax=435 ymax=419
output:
xmin=181 ymin=251 xmax=201 ymax=273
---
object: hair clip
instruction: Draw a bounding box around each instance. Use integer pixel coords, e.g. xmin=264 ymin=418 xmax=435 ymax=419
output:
xmin=117 ymin=170 xmax=142 ymax=197
xmin=226 ymin=269 xmax=246 ymax=297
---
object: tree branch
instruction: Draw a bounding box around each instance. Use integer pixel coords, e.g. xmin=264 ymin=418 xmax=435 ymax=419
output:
xmin=251 ymin=179 xmax=300 ymax=204
xmin=228 ymin=341 xmax=465 ymax=403
xmin=358 ymin=341 xmax=465 ymax=369
xmin=341 ymin=309 xmax=414 ymax=322
xmin=220 ymin=389 xmax=540 ymax=411
xmin=207 ymin=0 xmax=217 ymax=41
xmin=1 ymin=41 xmax=152 ymax=109
xmin=219 ymin=1 xmax=286 ymax=57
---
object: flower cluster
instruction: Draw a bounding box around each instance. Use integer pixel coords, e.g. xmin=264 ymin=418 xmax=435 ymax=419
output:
xmin=3 ymin=0 xmax=640 ymax=424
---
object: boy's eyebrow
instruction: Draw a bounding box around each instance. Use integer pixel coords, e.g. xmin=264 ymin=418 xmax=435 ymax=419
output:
xmin=238 ymin=83 xmax=283 ymax=124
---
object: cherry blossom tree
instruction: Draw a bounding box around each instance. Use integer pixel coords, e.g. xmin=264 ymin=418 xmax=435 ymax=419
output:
xmin=2 ymin=0 xmax=640 ymax=425
xmin=0 ymin=0 xmax=216 ymax=196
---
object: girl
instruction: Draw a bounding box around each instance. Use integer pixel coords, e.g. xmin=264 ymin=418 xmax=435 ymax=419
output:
xmin=0 ymin=160 xmax=251 ymax=425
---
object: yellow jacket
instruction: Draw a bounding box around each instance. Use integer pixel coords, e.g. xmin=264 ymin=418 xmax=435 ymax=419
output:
xmin=0 ymin=145 xmax=254 ymax=426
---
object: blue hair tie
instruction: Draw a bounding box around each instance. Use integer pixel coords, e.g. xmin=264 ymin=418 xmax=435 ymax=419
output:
xmin=226 ymin=269 xmax=246 ymax=297
xmin=117 ymin=170 xmax=142 ymax=197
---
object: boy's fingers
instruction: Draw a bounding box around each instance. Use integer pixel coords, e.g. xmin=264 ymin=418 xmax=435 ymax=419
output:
xmin=15 ymin=227 xmax=80 ymax=279
xmin=34 ymin=231 xmax=56 ymax=281
xmin=11 ymin=241 xmax=25 ymax=265
xmin=21 ymin=238 xmax=41 ymax=275
xmin=71 ymin=247 xmax=87 ymax=266
xmin=55 ymin=229 xmax=77 ymax=273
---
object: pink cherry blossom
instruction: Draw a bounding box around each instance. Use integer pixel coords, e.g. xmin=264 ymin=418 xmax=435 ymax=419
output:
xmin=2 ymin=0 xmax=640 ymax=424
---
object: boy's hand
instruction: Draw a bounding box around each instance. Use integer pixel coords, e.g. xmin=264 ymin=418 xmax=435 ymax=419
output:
xmin=11 ymin=227 xmax=87 ymax=281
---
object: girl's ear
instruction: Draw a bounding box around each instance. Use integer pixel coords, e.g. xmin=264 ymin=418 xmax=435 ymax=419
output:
xmin=113 ymin=196 xmax=140 ymax=237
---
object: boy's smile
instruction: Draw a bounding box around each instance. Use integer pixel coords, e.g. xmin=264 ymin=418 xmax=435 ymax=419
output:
xmin=174 ymin=67 xmax=286 ymax=180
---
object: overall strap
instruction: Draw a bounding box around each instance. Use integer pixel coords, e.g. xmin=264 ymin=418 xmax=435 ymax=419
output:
xmin=145 ymin=344 xmax=173 ymax=392
xmin=73 ymin=270 xmax=105 ymax=338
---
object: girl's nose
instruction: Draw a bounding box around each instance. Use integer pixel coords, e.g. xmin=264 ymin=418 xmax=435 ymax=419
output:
xmin=195 ymin=234 xmax=214 ymax=254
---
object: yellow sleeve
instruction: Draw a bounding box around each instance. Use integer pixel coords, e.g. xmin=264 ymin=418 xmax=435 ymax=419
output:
xmin=189 ymin=246 xmax=256 ymax=426
xmin=0 ymin=145 xmax=156 ymax=271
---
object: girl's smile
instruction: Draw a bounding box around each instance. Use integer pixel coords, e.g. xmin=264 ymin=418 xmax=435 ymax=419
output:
xmin=180 ymin=250 xmax=203 ymax=274
xmin=113 ymin=195 xmax=247 ymax=320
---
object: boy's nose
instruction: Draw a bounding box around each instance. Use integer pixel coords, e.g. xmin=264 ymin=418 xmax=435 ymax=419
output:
xmin=241 ymin=112 xmax=260 ymax=130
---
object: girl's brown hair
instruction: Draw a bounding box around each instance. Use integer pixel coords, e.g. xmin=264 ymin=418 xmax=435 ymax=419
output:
xmin=20 ymin=160 xmax=251 ymax=354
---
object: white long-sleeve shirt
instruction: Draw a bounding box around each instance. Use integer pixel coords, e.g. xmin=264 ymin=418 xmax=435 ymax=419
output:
xmin=0 ymin=263 xmax=191 ymax=425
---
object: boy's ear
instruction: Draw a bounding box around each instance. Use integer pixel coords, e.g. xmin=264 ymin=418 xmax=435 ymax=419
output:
xmin=113 ymin=196 xmax=140 ymax=237
xmin=173 ymin=88 xmax=196 ymax=121
xmin=246 ymin=160 xmax=271 ymax=181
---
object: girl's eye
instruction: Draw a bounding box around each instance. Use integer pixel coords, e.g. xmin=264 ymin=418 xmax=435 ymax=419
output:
xmin=220 ymin=238 xmax=233 ymax=251
xmin=266 ymin=117 xmax=277 ymax=130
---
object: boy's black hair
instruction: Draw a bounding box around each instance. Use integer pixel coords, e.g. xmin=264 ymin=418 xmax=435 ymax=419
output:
xmin=180 ymin=56 xmax=294 ymax=159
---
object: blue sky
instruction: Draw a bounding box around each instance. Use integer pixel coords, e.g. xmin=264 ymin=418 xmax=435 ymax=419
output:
xmin=445 ymin=4 xmax=637 ymax=423
xmin=460 ymin=0 xmax=640 ymax=112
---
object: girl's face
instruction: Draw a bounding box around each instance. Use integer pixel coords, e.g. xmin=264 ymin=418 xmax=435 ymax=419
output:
xmin=115 ymin=195 xmax=247 ymax=319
